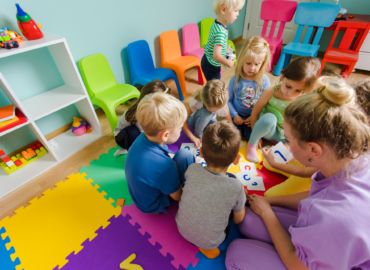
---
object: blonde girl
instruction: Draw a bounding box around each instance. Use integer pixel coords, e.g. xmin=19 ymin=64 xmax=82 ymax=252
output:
xmin=246 ymin=57 xmax=321 ymax=163
xmin=228 ymin=36 xmax=271 ymax=141
xmin=183 ymin=80 xmax=232 ymax=148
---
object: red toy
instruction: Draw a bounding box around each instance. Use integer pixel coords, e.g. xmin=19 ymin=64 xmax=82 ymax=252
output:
xmin=15 ymin=3 xmax=43 ymax=40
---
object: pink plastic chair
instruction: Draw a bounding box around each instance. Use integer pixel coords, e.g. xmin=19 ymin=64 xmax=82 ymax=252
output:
xmin=182 ymin=23 xmax=204 ymax=60
xmin=260 ymin=0 xmax=298 ymax=71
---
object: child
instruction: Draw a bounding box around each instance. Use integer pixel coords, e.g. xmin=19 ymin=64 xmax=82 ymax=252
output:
xmin=228 ymin=36 xmax=271 ymax=141
xmin=202 ymin=0 xmax=245 ymax=81
xmin=183 ymin=80 xmax=232 ymax=148
xmin=125 ymin=93 xmax=195 ymax=214
xmin=114 ymin=80 xmax=170 ymax=156
xmin=176 ymin=120 xmax=247 ymax=259
xmin=354 ymin=79 xmax=370 ymax=119
xmin=246 ymin=57 xmax=321 ymax=163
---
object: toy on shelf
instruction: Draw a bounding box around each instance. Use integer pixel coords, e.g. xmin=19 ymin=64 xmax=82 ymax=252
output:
xmin=72 ymin=117 xmax=92 ymax=136
xmin=15 ymin=3 xmax=43 ymax=40
xmin=0 ymin=108 xmax=27 ymax=134
xmin=0 ymin=142 xmax=48 ymax=175
xmin=0 ymin=29 xmax=19 ymax=49
xmin=3 ymin=27 xmax=24 ymax=43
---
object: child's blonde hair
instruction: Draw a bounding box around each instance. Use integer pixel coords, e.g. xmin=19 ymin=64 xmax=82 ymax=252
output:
xmin=213 ymin=0 xmax=245 ymax=14
xmin=284 ymin=76 xmax=370 ymax=160
xmin=280 ymin=56 xmax=321 ymax=93
xmin=234 ymin=36 xmax=271 ymax=95
xmin=354 ymin=79 xmax=370 ymax=119
xmin=136 ymin=93 xmax=187 ymax=136
xmin=194 ymin=80 xmax=228 ymax=110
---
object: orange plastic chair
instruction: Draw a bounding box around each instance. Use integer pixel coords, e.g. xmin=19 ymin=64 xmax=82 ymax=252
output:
xmin=160 ymin=30 xmax=206 ymax=97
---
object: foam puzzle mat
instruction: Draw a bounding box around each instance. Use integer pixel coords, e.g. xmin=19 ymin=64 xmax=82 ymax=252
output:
xmin=0 ymin=131 xmax=288 ymax=270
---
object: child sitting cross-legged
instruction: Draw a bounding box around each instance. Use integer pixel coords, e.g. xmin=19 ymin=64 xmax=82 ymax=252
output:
xmin=176 ymin=120 xmax=247 ymax=259
xmin=125 ymin=93 xmax=195 ymax=214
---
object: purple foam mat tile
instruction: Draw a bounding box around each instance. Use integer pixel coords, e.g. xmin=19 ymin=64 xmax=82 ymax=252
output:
xmin=55 ymin=215 xmax=179 ymax=270
xmin=167 ymin=124 xmax=193 ymax=152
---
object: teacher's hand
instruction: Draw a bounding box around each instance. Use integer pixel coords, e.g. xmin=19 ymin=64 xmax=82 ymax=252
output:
xmin=248 ymin=194 xmax=272 ymax=217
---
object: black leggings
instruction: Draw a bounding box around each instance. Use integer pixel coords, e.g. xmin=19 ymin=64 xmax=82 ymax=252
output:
xmin=115 ymin=125 xmax=141 ymax=150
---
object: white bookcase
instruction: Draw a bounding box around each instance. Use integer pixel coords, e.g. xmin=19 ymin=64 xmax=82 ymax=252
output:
xmin=0 ymin=33 xmax=104 ymax=199
xmin=355 ymin=31 xmax=370 ymax=71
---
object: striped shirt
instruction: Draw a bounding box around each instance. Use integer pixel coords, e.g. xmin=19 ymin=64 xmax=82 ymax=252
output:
xmin=204 ymin=20 xmax=228 ymax=67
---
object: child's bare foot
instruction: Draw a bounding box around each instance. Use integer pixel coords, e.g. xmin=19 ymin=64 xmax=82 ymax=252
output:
xmin=246 ymin=142 xmax=259 ymax=163
xmin=198 ymin=247 xmax=220 ymax=259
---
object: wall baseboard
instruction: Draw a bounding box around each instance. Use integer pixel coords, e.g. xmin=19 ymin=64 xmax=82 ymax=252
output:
xmin=232 ymin=36 xmax=243 ymax=43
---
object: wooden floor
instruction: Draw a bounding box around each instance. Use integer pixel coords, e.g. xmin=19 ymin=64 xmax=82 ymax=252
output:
xmin=1 ymin=40 xmax=370 ymax=220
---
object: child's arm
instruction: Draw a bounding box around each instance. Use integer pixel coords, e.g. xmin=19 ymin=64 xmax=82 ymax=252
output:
xmin=250 ymin=86 xmax=274 ymax=129
xmin=214 ymin=45 xmax=234 ymax=68
xmin=262 ymin=148 xmax=318 ymax=178
xmin=183 ymin=107 xmax=201 ymax=148
xmin=233 ymin=207 xmax=246 ymax=224
xmin=224 ymin=104 xmax=233 ymax=124
xmin=263 ymin=191 xmax=310 ymax=210
xmin=170 ymin=187 xmax=183 ymax=201
xmin=227 ymin=78 xmax=244 ymax=125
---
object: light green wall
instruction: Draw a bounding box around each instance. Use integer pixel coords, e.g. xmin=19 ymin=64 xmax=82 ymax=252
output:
xmin=0 ymin=0 xmax=246 ymax=153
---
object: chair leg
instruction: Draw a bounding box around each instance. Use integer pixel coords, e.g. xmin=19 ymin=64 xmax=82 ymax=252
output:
xmin=268 ymin=49 xmax=275 ymax=72
xmin=283 ymin=54 xmax=292 ymax=68
xmin=319 ymin=58 xmax=327 ymax=76
xmin=173 ymin=70 xmax=187 ymax=97
xmin=197 ymin=65 xmax=206 ymax=86
xmin=103 ymin=105 xmax=119 ymax=133
xmin=274 ymin=45 xmax=282 ymax=65
xmin=343 ymin=62 xmax=356 ymax=80
xmin=273 ymin=52 xmax=286 ymax=76
xmin=171 ymin=73 xmax=184 ymax=101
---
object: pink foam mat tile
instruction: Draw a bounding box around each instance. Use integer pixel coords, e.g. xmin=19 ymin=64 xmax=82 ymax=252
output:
xmin=121 ymin=202 xmax=200 ymax=269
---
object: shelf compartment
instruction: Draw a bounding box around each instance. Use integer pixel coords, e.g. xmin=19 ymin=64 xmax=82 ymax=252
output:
xmin=51 ymin=128 xmax=103 ymax=161
xmin=22 ymin=85 xmax=86 ymax=121
xmin=0 ymin=33 xmax=64 ymax=59
xmin=0 ymin=153 xmax=57 ymax=199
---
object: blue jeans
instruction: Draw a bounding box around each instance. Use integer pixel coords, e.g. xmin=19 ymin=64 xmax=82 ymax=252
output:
xmin=188 ymin=108 xmax=216 ymax=138
xmin=172 ymin=149 xmax=195 ymax=186
xmin=234 ymin=113 xmax=252 ymax=141
xmin=201 ymin=55 xmax=221 ymax=81
xmin=249 ymin=113 xmax=286 ymax=145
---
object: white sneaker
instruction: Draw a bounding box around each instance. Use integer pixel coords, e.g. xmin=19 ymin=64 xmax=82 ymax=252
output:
xmin=114 ymin=149 xmax=128 ymax=156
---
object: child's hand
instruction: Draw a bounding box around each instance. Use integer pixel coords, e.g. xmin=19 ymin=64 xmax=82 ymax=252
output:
xmin=243 ymin=116 xmax=251 ymax=127
xmin=192 ymin=137 xmax=201 ymax=149
xmin=248 ymin=194 xmax=273 ymax=218
xmin=233 ymin=115 xmax=244 ymax=125
xmin=262 ymin=147 xmax=276 ymax=167
xmin=226 ymin=59 xmax=235 ymax=68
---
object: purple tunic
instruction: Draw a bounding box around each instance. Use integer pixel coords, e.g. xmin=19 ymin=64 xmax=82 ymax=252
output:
xmin=290 ymin=157 xmax=370 ymax=270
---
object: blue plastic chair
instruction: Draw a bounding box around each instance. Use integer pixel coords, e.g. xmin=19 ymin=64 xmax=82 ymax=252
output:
xmin=273 ymin=3 xmax=341 ymax=76
xmin=127 ymin=40 xmax=184 ymax=101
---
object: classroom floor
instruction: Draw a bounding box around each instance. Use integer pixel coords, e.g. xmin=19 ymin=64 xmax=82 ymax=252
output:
xmin=1 ymin=40 xmax=370 ymax=270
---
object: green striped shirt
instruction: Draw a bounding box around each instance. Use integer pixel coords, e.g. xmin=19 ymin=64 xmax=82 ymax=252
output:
xmin=204 ymin=20 xmax=228 ymax=67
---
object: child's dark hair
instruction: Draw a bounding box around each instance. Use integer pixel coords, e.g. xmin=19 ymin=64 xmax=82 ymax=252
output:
xmin=125 ymin=80 xmax=170 ymax=125
xmin=354 ymin=79 xmax=370 ymax=119
xmin=202 ymin=121 xmax=241 ymax=168
xmin=280 ymin=57 xmax=321 ymax=93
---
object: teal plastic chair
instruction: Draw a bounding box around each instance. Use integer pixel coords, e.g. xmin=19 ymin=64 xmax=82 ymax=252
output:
xmin=273 ymin=3 xmax=341 ymax=75
xmin=79 ymin=53 xmax=140 ymax=132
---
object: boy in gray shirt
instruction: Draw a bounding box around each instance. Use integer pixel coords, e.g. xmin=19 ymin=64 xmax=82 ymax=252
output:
xmin=176 ymin=121 xmax=247 ymax=259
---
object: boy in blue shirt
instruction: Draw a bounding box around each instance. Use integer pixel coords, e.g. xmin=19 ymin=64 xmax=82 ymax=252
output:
xmin=125 ymin=92 xmax=195 ymax=214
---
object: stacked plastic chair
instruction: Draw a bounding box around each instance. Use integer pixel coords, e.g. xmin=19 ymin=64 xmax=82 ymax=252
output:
xmin=182 ymin=23 xmax=204 ymax=61
xmin=273 ymin=2 xmax=341 ymax=76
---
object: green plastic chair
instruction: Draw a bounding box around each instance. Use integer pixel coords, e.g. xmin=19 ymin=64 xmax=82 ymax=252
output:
xmin=79 ymin=53 xmax=140 ymax=133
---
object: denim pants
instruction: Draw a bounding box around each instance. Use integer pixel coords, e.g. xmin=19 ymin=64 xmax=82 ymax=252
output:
xmin=201 ymin=55 xmax=221 ymax=81
xmin=115 ymin=125 xmax=141 ymax=150
xmin=188 ymin=108 xmax=216 ymax=138
xmin=172 ymin=149 xmax=196 ymax=186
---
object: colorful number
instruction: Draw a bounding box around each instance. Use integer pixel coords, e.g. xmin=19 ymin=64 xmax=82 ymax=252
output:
xmin=252 ymin=182 xmax=257 ymax=186
xmin=243 ymin=175 xmax=251 ymax=181
xmin=244 ymin=165 xmax=251 ymax=170
xmin=274 ymin=150 xmax=287 ymax=162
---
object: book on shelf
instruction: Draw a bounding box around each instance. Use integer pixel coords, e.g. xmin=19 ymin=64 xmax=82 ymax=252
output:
xmin=0 ymin=104 xmax=15 ymax=122
xmin=0 ymin=109 xmax=27 ymax=134
xmin=0 ymin=115 xmax=19 ymax=128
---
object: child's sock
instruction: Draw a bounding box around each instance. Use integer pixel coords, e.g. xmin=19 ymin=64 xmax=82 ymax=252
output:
xmin=198 ymin=247 xmax=220 ymax=259
xmin=114 ymin=148 xmax=128 ymax=156
xmin=246 ymin=142 xmax=260 ymax=163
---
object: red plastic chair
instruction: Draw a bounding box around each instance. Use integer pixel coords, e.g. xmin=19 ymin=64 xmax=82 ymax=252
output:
xmin=260 ymin=0 xmax=298 ymax=71
xmin=160 ymin=30 xmax=206 ymax=97
xmin=182 ymin=23 xmax=204 ymax=60
xmin=319 ymin=21 xmax=370 ymax=79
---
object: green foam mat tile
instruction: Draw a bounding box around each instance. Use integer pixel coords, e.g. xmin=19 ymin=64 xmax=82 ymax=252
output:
xmin=79 ymin=147 xmax=133 ymax=207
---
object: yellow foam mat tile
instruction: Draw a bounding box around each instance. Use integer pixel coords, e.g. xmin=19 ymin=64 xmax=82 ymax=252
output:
xmin=0 ymin=172 xmax=121 ymax=270
xmin=228 ymin=141 xmax=263 ymax=174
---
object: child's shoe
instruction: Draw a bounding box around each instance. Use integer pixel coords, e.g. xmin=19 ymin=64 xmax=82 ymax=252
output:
xmin=246 ymin=143 xmax=260 ymax=163
xmin=198 ymin=247 xmax=220 ymax=259
xmin=114 ymin=148 xmax=128 ymax=156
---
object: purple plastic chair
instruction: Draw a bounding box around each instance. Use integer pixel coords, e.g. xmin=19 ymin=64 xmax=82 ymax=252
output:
xmin=182 ymin=23 xmax=205 ymax=60
xmin=260 ymin=0 xmax=298 ymax=71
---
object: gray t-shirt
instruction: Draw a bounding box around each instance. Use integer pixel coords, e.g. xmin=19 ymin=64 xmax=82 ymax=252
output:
xmin=176 ymin=164 xmax=246 ymax=249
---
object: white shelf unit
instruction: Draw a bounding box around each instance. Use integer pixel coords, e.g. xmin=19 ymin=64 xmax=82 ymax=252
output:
xmin=0 ymin=33 xmax=104 ymax=199
xmin=355 ymin=31 xmax=370 ymax=71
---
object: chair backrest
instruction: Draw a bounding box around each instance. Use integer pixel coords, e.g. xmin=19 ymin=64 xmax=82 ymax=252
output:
xmin=182 ymin=23 xmax=201 ymax=56
xmin=328 ymin=22 xmax=370 ymax=53
xmin=293 ymin=3 xmax=341 ymax=45
xmin=127 ymin=40 xmax=155 ymax=83
xmin=200 ymin=17 xmax=214 ymax=48
xmin=78 ymin=53 xmax=117 ymax=98
xmin=260 ymin=0 xmax=298 ymax=40
xmin=160 ymin=30 xmax=182 ymax=66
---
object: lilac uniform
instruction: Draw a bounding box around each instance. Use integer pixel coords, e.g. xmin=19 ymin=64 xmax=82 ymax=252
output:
xmin=226 ymin=157 xmax=370 ymax=270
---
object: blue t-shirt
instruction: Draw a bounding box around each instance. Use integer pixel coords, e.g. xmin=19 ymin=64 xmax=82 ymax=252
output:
xmin=125 ymin=133 xmax=181 ymax=213
xmin=228 ymin=75 xmax=271 ymax=118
